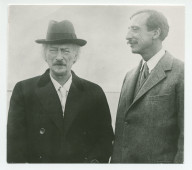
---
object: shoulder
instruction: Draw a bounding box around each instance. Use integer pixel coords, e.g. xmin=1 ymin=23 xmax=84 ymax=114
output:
xmin=165 ymin=52 xmax=184 ymax=78
xmin=12 ymin=75 xmax=41 ymax=97
xmin=172 ymin=57 xmax=184 ymax=84
xmin=72 ymin=72 xmax=105 ymax=96
xmin=123 ymin=62 xmax=141 ymax=82
xmin=78 ymin=76 xmax=103 ymax=92
xmin=15 ymin=75 xmax=41 ymax=88
xmin=125 ymin=67 xmax=137 ymax=77
xmin=164 ymin=51 xmax=184 ymax=72
xmin=172 ymin=57 xmax=184 ymax=73
xmin=161 ymin=52 xmax=184 ymax=86
xmin=10 ymin=75 xmax=41 ymax=102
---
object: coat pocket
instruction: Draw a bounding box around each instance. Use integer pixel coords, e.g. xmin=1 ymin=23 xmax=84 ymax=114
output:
xmin=147 ymin=94 xmax=171 ymax=101
xmin=145 ymin=93 xmax=176 ymax=127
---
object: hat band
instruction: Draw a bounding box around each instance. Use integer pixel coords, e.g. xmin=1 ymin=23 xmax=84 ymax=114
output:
xmin=46 ymin=33 xmax=77 ymax=40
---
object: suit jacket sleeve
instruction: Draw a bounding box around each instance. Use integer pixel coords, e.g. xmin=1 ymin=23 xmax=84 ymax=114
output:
xmin=87 ymin=87 xmax=114 ymax=163
xmin=174 ymin=70 xmax=184 ymax=163
xmin=7 ymin=82 xmax=27 ymax=163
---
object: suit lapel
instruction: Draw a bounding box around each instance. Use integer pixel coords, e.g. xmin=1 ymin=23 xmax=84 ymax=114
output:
xmin=35 ymin=70 xmax=64 ymax=133
xmin=63 ymin=72 xmax=84 ymax=137
xmin=124 ymin=61 xmax=142 ymax=108
xmin=131 ymin=51 xmax=173 ymax=106
xmin=117 ymin=61 xmax=142 ymax=118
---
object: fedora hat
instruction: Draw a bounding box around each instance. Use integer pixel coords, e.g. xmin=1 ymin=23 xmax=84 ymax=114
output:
xmin=35 ymin=20 xmax=87 ymax=46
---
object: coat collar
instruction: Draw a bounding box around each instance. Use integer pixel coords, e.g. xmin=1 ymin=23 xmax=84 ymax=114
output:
xmin=37 ymin=69 xmax=84 ymax=91
xmin=36 ymin=69 xmax=84 ymax=134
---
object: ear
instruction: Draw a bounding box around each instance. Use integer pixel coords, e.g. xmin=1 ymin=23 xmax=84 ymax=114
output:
xmin=44 ymin=55 xmax=47 ymax=62
xmin=73 ymin=54 xmax=78 ymax=64
xmin=152 ymin=28 xmax=161 ymax=40
xmin=44 ymin=56 xmax=47 ymax=62
xmin=42 ymin=46 xmax=48 ymax=62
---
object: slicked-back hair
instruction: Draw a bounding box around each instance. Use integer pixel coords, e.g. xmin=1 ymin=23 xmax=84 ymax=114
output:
xmin=131 ymin=9 xmax=169 ymax=41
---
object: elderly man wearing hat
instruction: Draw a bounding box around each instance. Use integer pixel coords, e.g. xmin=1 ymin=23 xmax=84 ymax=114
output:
xmin=7 ymin=20 xmax=114 ymax=163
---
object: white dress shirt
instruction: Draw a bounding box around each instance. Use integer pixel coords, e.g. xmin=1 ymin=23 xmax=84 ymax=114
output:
xmin=50 ymin=73 xmax=72 ymax=117
xmin=141 ymin=48 xmax=166 ymax=73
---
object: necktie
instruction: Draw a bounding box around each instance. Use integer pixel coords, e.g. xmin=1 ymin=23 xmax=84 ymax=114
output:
xmin=134 ymin=62 xmax=149 ymax=97
xmin=139 ymin=62 xmax=149 ymax=87
xmin=58 ymin=87 xmax=67 ymax=117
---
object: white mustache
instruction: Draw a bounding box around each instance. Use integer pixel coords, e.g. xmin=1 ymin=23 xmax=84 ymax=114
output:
xmin=54 ymin=62 xmax=66 ymax=66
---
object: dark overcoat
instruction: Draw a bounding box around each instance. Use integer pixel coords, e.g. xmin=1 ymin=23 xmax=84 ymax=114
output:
xmin=111 ymin=52 xmax=184 ymax=163
xmin=7 ymin=70 xmax=114 ymax=163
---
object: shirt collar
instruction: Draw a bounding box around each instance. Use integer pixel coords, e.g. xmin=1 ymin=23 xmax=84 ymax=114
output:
xmin=147 ymin=48 xmax=165 ymax=73
xmin=141 ymin=48 xmax=165 ymax=73
xmin=50 ymin=73 xmax=72 ymax=92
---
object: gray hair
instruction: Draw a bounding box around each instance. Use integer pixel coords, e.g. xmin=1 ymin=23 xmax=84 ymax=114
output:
xmin=131 ymin=9 xmax=169 ymax=41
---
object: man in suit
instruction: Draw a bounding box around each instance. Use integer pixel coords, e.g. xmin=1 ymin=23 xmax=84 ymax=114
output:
xmin=7 ymin=20 xmax=114 ymax=163
xmin=111 ymin=10 xmax=184 ymax=163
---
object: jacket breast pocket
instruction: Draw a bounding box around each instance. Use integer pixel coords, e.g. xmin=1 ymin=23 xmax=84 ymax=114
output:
xmin=147 ymin=94 xmax=171 ymax=101
xmin=145 ymin=94 xmax=176 ymax=126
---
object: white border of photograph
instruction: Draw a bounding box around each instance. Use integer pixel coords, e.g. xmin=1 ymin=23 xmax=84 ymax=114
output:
xmin=1 ymin=0 xmax=192 ymax=170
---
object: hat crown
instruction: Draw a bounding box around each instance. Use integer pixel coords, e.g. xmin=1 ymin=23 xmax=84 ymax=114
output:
xmin=35 ymin=20 xmax=87 ymax=46
xmin=48 ymin=20 xmax=75 ymax=33
xmin=46 ymin=20 xmax=77 ymax=40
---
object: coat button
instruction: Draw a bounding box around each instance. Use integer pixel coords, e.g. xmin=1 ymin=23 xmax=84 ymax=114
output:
xmin=84 ymin=157 xmax=88 ymax=162
xmin=40 ymin=128 xmax=45 ymax=134
xmin=83 ymin=131 xmax=87 ymax=135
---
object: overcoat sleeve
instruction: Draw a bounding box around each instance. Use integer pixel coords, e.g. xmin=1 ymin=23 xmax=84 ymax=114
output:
xmin=7 ymin=82 xmax=27 ymax=163
xmin=174 ymin=69 xmax=184 ymax=163
xmin=86 ymin=87 xmax=114 ymax=163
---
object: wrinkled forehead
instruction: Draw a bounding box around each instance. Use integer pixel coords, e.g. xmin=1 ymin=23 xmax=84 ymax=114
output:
xmin=130 ymin=13 xmax=149 ymax=27
xmin=47 ymin=44 xmax=75 ymax=49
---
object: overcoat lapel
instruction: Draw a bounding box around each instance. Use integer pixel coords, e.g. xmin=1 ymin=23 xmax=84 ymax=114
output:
xmin=131 ymin=52 xmax=173 ymax=106
xmin=63 ymin=72 xmax=84 ymax=137
xmin=35 ymin=70 xmax=64 ymax=133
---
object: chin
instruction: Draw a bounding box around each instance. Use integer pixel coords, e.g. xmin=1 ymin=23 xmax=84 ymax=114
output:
xmin=131 ymin=47 xmax=142 ymax=54
xmin=55 ymin=72 xmax=66 ymax=76
xmin=52 ymin=69 xmax=67 ymax=77
xmin=132 ymin=49 xmax=139 ymax=54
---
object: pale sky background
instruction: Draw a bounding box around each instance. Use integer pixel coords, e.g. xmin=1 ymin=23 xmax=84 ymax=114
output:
xmin=8 ymin=5 xmax=185 ymax=91
xmin=7 ymin=5 xmax=185 ymax=129
xmin=2 ymin=3 xmax=192 ymax=170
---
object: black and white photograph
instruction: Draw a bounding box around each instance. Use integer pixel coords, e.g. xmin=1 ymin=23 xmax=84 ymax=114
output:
xmin=0 ymin=1 xmax=192 ymax=170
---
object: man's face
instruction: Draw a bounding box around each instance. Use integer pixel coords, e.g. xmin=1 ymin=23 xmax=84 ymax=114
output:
xmin=44 ymin=44 xmax=78 ymax=77
xmin=126 ymin=13 xmax=154 ymax=55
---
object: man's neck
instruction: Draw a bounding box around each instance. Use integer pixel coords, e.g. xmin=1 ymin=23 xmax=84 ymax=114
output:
xmin=50 ymin=71 xmax=71 ymax=86
xmin=141 ymin=43 xmax=162 ymax=61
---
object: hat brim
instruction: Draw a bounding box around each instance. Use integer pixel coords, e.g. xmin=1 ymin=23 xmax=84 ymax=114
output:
xmin=35 ymin=38 xmax=87 ymax=46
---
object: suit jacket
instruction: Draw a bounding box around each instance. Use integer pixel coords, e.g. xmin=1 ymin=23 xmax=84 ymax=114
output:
xmin=111 ymin=51 xmax=184 ymax=163
xmin=7 ymin=70 xmax=114 ymax=163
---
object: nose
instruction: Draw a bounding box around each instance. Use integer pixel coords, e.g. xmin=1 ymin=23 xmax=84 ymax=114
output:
xmin=126 ymin=29 xmax=133 ymax=40
xmin=55 ymin=50 xmax=63 ymax=61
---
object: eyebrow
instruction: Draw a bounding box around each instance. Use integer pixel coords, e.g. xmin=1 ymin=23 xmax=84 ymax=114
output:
xmin=49 ymin=47 xmax=70 ymax=50
xmin=49 ymin=47 xmax=58 ymax=49
xmin=60 ymin=47 xmax=70 ymax=51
